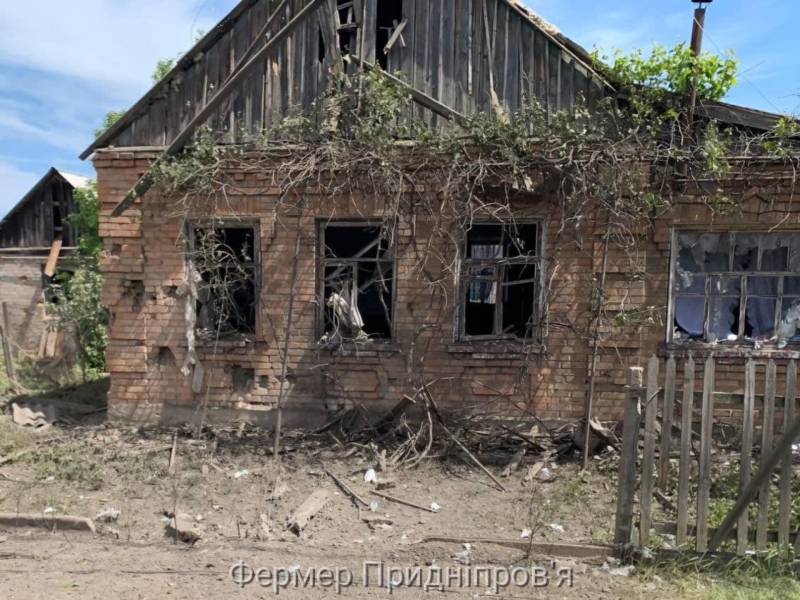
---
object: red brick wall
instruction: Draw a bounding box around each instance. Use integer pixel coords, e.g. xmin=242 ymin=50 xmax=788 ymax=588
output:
xmin=95 ymin=150 xmax=800 ymax=426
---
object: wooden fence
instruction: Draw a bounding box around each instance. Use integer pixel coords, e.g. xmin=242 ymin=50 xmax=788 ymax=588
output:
xmin=614 ymin=354 xmax=800 ymax=556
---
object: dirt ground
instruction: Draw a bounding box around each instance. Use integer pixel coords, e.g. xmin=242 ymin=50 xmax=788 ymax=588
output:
xmin=0 ymin=417 xmax=682 ymax=599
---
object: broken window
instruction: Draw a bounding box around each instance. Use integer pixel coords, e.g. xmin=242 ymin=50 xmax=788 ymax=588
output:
xmin=189 ymin=225 xmax=257 ymax=337
xmin=319 ymin=222 xmax=394 ymax=344
xmin=460 ymin=222 xmax=543 ymax=341
xmin=673 ymin=232 xmax=800 ymax=347
xmin=376 ymin=0 xmax=403 ymax=69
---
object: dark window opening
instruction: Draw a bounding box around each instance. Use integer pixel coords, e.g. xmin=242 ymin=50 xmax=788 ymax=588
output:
xmin=337 ymin=2 xmax=356 ymax=57
xmin=53 ymin=204 xmax=63 ymax=230
xmin=319 ymin=222 xmax=394 ymax=343
xmin=190 ymin=226 xmax=257 ymax=337
xmin=461 ymin=223 xmax=542 ymax=341
xmin=673 ymin=232 xmax=800 ymax=347
xmin=376 ymin=0 xmax=403 ymax=69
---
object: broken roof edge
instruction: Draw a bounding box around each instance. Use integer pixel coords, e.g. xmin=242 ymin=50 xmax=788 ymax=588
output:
xmin=79 ymin=0 xmax=258 ymax=161
xmin=0 ymin=168 xmax=89 ymax=225
xmin=80 ymin=0 xmax=615 ymax=161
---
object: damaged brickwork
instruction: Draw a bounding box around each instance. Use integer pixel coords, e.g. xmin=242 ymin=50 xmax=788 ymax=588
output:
xmin=96 ymin=149 xmax=800 ymax=427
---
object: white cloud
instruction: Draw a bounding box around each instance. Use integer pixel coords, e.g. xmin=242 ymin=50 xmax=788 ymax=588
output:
xmin=0 ymin=161 xmax=42 ymax=217
xmin=0 ymin=0 xmax=229 ymax=101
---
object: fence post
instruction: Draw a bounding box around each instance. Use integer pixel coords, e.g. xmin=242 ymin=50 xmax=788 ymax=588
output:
xmin=0 ymin=302 xmax=17 ymax=392
xmin=614 ymin=366 xmax=644 ymax=550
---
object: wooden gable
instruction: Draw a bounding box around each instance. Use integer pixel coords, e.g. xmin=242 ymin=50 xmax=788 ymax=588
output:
xmin=83 ymin=0 xmax=611 ymax=158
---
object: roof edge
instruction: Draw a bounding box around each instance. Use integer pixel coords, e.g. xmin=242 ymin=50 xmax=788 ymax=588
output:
xmin=80 ymin=0 xmax=258 ymax=160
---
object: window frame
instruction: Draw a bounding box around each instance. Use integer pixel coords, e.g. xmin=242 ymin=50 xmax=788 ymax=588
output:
xmin=186 ymin=220 xmax=261 ymax=339
xmin=316 ymin=218 xmax=397 ymax=342
xmin=456 ymin=219 xmax=546 ymax=343
xmin=667 ymin=228 xmax=800 ymax=346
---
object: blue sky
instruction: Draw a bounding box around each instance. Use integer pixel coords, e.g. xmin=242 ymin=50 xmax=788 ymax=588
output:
xmin=0 ymin=0 xmax=797 ymax=216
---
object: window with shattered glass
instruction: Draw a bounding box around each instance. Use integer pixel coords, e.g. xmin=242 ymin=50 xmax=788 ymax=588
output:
xmin=672 ymin=232 xmax=800 ymax=347
xmin=460 ymin=222 xmax=543 ymax=341
xmin=190 ymin=225 xmax=258 ymax=337
xmin=319 ymin=222 xmax=394 ymax=342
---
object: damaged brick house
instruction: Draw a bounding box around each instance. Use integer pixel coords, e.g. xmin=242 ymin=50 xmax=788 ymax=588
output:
xmin=81 ymin=0 xmax=798 ymax=428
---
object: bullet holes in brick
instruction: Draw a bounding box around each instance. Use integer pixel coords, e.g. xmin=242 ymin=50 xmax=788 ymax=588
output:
xmin=123 ymin=279 xmax=145 ymax=313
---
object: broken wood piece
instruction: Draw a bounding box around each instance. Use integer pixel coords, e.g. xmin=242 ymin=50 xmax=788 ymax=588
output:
xmin=43 ymin=237 xmax=63 ymax=278
xmin=361 ymin=515 xmax=394 ymax=529
xmin=369 ymin=490 xmax=437 ymax=513
xmin=376 ymin=479 xmax=396 ymax=491
xmin=501 ymin=449 xmax=526 ymax=477
xmin=287 ymin=489 xmax=330 ymax=535
xmin=383 ymin=18 xmax=408 ymax=53
xmin=522 ymin=461 xmax=545 ymax=484
xmin=326 ymin=469 xmax=369 ymax=507
xmin=654 ymin=489 xmax=676 ymax=514
xmin=421 ymin=384 xmax=508 ymax=492
xmin=0 ymin=513 xmax=96 ymax=534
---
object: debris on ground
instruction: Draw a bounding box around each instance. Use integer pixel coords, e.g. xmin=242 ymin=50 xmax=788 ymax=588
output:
xmin=364 ymin=468 xmax=378 ymax=484
xmin=452 ymin=543 xmax=472 ymax=565
xmin=520 ymin=528 xmax=532 ymax=539
xmin=12 ymin=402 xmax=57 ymax=428
xmin=234 ymin=470 xmax=249 ymax=479
xmin=550 ymin=523 xmax=565 ymax=533
xmin=96 ymin=508 xmax=121 ymax=523
xmin=165 ymin=512 xmax=202 ymax=545
xmin=287 ymin=489 xmax=329 ymax=536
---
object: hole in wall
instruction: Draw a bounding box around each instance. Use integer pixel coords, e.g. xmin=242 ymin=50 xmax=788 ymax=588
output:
xmin=155 ymin=346 xmax=176 ymax=367
xmin=231 ymin=366 xmax=255 ymax=394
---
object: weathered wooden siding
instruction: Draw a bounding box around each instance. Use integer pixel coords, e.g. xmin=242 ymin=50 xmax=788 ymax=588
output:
xmin=0 ymin=172 xmax=77 ymax=249
xmin=97 ymin=0 xmax=607 ymax=152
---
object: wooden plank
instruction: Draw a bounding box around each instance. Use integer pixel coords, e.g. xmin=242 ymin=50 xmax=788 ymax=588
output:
xmin=147 ymin=97 xmax=167 ymax=146
xmin=440 ymin=0 xmax=455 ymax=120
xmin=43 ymin=237 xmax=63 ymax=278
xmin=232 ymin=8 xmax=252 ymax=138
xmin=709 ymin=411 xmax=800 ymax=552
xmin=505 ymin=8 xmax=520 ymax=111
xmin=362 ymin=0 xmax=377 ymax=64
xmin=110 ymin=0 xmax=325 ymax=217
xmin=640 ymin=354 xmax=659 ymax=548
xmin=658 ymin=354 xmax=677 ymax=491
xmin=547 ymin=41 xmax=559 ymax=116
xmin=779 ymin=360 xmax=796 ymax=552
xmin=756 ymin=359 xmax=776 ymax=551
xmin=287 ymin=488 xmax=329 ymax=535
xmin=1 ymin=302 xmax=16 ymax=391
xmin=676 ymin=357 xmax=695 ymax=547
xmin=383 ymin=18 xmax=408 ymax=54
xmin=560 ymin=56 xmax=573 ymax=113
xmin=655 ymin=521 xmax=797 ymax=545
xmin=613 ymin=367 xmax=643 ymax=547
xmin=737 ymin=358 xmax=756 ymax=555
xmin=696 ymin=354 xmax=715 ymax=552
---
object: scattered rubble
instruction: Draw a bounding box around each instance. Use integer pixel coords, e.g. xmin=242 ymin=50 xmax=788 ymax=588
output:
xmin=164 ymin=512 xmax=202 ymax=545
xmin=96 ymin=508 xmax=121 ymax=523
xmin=287 ymin=489 xmax=329 ymax=536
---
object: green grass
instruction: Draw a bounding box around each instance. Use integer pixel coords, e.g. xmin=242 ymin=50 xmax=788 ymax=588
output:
xmin=641 ymin=549 xmax=800 ymax=600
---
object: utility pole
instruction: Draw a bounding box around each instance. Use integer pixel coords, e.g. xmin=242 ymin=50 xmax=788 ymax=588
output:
xmin=685 ymin=0 xmax=713 ymax=145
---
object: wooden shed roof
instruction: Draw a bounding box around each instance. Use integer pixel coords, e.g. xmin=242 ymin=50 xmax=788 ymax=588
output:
xmin=1 ymin=168 xmax=88 ymax=225
xmin=80 ymin=0 xmax=612 ymax=160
